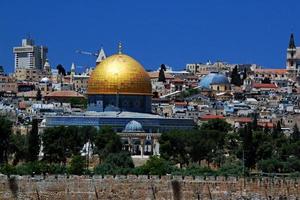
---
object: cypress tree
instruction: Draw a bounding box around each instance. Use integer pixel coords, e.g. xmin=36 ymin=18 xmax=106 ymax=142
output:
xmin=27 ymin=119 xmax=40 ymax=162
xmin=291 ymin=124 xmax=300 ymax=141
xmin=158 ymin=64 xmax=166 ymax=82
xmin=230 ymin=66 xmax=242 ymax=86
xmin=36 ymin=88 xmax=42 ymax=101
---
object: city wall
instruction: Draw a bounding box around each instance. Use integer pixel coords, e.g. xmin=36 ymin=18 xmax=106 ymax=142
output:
xmin=0 ymin=174 xmax=299 ymax=199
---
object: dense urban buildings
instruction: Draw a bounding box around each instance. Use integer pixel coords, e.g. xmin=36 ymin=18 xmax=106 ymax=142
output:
xmin=1 ymin=34 xmax=300 ymax=183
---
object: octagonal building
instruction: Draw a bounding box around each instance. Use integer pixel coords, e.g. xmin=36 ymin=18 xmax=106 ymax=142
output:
xmin=87 ymin=52 xmax=152 ymax=113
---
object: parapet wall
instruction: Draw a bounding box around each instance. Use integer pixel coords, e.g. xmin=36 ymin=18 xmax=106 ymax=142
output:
xmin=0 ymin=174 xmax=299 ymax=199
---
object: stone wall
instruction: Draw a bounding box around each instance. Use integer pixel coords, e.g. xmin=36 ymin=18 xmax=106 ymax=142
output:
xmin=0 ymin=174 xmax=299 ymax=199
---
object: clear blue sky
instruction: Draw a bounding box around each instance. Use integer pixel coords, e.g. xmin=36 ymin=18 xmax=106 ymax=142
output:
xmin=0 ymin=0 xmax=299 ymax=73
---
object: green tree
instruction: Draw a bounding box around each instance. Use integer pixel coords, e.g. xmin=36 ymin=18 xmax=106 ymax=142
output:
xmin=258 ymin=158 xmax=280 ymax=173
xmin=158 ymin=64 xmax=166 ymax=82
xmin=261 ymin=77 xmax=271 ymax=84
xmin=69 ymin=155 xmax=85 ymax=175
xmin=189 ymin=130 xmax=212 ymax=164
xmin=239 ymin=124 xmax=256 ymax=168
xmin=42 ymin=126 xmax=68 ymax=164
xmin=9 ymin=131 xmax=27 ymax=165
xmin=251 ymin=112 xmax=259 ymax=131
xmin=291 ymin=124 xmax=300 ymax=141
xmin=201 ymin=119 xmax=232 ymax=166
xmin=252 ymin=130 xmax=273 ymax=162
xmin=272 ymin=121 xmax=282 ymax=139
xmin=56 ymin=64 xmax=66 ymax=76
xmin=201 ymin=119 xmax=232 ymax=133
xmin=27 ymin=119 xmax=40 ymax=162
xmin=94 ymin=126 xmax=122 ymax=162
xmin=140 ymin=156 xmax=173 ymax=175
xmin=159 ymin=130 xmax=190 ymax=168
xmin=80 ymin=126 xmax=97 ymax=148
xmin=42 ymin=126 xmax=87 ymax=163
xmin=230 ymin=66 xmax=242 ymax=86
xmin=0 ymin=117 xmax=12 ymax=164
xmin=36 ymin=88 xmax=42 ymax=101
xmin=94 ymin=151 xmax=134 ymax=174
xmin=64 ymin=126 xmax=85 ymax=156
xmin=242 ymin=68 xmax=247 ymax=80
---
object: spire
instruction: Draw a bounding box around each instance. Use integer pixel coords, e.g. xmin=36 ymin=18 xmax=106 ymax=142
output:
xmin=118 ymin=42 xmax=122 ymax=54
xmin=96 ymin=47 xmax=106 ymax=64
xmin=71 ymin=62 xmax=76 ymax=75
xmin=289 ymin=33 xmax=296 ymax=49
xmin=44 ymin=59 xmax=51 ymax=73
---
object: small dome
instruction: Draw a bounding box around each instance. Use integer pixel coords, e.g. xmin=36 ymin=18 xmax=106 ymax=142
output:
xmin=123 ymin=120 xmax=144 ymax=133
xmin=40 ymin=77 xmax=50 ymax=83
xmin=199 ymin=73 xmax=229 ymax=89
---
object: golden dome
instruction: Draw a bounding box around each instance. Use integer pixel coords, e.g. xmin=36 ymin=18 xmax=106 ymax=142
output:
xmin=87 ymin=53 xmax=152 ymax=95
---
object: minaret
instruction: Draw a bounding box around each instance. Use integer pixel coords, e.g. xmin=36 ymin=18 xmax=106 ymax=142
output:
xmin=70 ymin=63 xmax=76 ymax=76
xmin=70 ymin=63 xmax=76 ymax=88
xmin=287 ymin=33 xmax=297 ymax=78
xmin=96 ymin=47 xmax=106 ymax=64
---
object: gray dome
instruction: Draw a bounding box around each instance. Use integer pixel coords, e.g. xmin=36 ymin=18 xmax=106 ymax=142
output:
xmin=123 ymin=120 xmax=144 ymax=133
xmin=199 ymin=73 xmax=229 ymax=89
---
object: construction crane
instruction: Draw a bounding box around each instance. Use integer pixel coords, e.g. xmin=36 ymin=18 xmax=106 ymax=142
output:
xmin=75 ymin=48 xmax=106 ymax=64
xmin=75 ymin=50 xmax=98 ymax=57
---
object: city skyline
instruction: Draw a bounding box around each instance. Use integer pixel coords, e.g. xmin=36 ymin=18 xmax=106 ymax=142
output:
xmin=1 ymin=0 xmax=300 ymax=73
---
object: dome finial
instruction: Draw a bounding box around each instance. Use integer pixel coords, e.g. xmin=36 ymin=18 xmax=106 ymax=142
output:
xmin=118 ymin=42 xmax=122 ymax=54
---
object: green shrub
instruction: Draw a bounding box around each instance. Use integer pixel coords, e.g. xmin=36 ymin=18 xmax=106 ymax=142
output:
xmin=94 ymin=152 xmax=134 ymax=175
xmin=68 ymin=155 xmax=86 ymax=175
xmin=0 ymin=164 xmax=15 ymax=175
xmin=139 ymin=156 xmax=173 ymax=175
xmin=217 ymin=161 xmax=245 ymax=176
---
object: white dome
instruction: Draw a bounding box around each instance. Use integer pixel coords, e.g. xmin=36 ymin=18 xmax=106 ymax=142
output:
xmin=40 ymin=77 xmax=50 ymax=83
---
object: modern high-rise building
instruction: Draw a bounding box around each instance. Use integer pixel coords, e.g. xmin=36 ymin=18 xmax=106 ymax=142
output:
xmin=13 ymin=38 xmax=48 ymax=71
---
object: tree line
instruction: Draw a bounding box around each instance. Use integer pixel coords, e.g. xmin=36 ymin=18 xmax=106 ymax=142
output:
xmin=0 ymin=115 xmax=300 ymax=176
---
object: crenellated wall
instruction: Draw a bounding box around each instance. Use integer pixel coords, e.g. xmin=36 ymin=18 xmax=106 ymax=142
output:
xmin=0 ymin=174 xmax=299 ymax=199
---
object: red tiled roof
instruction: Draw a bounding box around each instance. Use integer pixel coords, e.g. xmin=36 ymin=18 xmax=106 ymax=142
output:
xmin=171 ymin=77 xmax=185 ymax=83
xmin=258 ymin=122 xmax=274 ymax=128
xmin=186 ymin=75 xmax=198 ymax=79
xmin=199 ymin=114 xmax=225 ymax=121
xmin=45 ymin=90 xmax=85 ymax=98
xmin=254 ymin=69 xmax=287 ymax=75
xmin=174 ymin=102 xmax=187 ymax=106
xmin=18 ymin=101 xmax=27 ymax=109
xmin=253 ymin=83 xmax=278 ymax=89
xmin=234 ymin=117 xmax=253 ymax=123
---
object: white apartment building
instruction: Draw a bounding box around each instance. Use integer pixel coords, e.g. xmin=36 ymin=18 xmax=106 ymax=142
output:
xmin=13 ymin=38 xmax=48 ymax=71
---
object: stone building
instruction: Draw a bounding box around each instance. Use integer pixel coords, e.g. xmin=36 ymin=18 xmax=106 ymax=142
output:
xmin=118 ymin=120 xmax=160 ymax=157
xmin=0 ymin=74 xmax=17 ymax=93
xmin=286 ymin=33 xmax=300 ymax=79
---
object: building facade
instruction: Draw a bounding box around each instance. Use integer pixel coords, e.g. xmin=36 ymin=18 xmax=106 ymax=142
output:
xmin=13 ymin=38 xmax=48 ymax=71
xmin=286 ymin=33 xmax=300 ymax=78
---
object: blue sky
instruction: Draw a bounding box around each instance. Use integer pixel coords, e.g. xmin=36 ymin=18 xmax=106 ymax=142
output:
xmin=0 ymin=0 xmax=299 ymax=73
